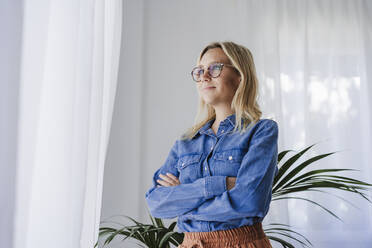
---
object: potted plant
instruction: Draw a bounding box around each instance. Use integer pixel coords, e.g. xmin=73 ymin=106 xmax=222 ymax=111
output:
xmin=96 ymin=143 xmax=372 ymax=248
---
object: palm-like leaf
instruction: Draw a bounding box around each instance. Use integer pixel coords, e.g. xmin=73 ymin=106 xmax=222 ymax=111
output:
xmin=273 ymin=143 xmax=372 ymax=218
xmin=95 ymin=214 xmax=184 ymax=248
xmin=268 ymin=142 xmax=372 ymax=247
xmin=263 ymin=223 xmax=312 ymax=248
xmin=96 ymin=143 xmax=372 ymax=248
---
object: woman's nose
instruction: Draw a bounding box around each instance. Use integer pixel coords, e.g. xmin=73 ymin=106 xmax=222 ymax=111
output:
xmin=200 ymin=69 xmax=211 ymax=82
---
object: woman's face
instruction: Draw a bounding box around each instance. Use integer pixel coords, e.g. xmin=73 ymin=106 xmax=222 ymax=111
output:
xmin=196 ymin=48 xmax=241 ymax=108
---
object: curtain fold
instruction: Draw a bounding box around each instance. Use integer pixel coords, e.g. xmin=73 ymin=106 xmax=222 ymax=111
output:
xmin=7 ymin=1 xmax=123 ymax=248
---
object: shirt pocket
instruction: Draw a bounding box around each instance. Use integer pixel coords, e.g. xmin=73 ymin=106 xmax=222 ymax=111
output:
xmin=212 ymin=148 xmax=246 ymax=176
xmin=177 ymin=153 xmax=202 ymax=183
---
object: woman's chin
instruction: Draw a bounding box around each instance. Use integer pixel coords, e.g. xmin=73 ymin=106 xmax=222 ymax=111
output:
xmin=203 ymin=99 xmax=218 ymax=106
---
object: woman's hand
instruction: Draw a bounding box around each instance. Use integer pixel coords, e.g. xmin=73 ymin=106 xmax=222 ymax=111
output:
xmin=156 ymin=173 xmax=180 ymax=187
xmin=226 ymin=176 xmax=236 ymax=190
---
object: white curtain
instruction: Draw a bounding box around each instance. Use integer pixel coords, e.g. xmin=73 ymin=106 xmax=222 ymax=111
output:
xmin=0 ymin=0 xmax=122 ymax=248
xmin=110 ymin=1 xmax=371 ymax=248
xmin=250 ymin=1 xmax=372 ymax=247
xmin=239 ymin=1 xmax=372 ymax=246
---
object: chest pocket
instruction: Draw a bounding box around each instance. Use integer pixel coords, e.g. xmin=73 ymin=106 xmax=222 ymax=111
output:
xmin=177 ymin=153 xmax=202 ymax=183
xmin=178 ymin=153 xmax=202 ymax=169
xmin=214 ymin=149 xmax=245 ymax=164
xmin=212 ymin=149 xmax=246 ymax=176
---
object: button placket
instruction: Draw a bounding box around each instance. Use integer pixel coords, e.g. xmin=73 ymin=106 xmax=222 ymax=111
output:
xmin=205 ymin=136 xmax=222 ymax=175
xmin=203 ymin=161 xmax=209 ymax=174
xmin=205 ymin=139 xmax=217 ymax=175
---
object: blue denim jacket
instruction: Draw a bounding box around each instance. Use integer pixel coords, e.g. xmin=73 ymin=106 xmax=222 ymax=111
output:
xmin=145 ymin=113 xmax=279 ymax=232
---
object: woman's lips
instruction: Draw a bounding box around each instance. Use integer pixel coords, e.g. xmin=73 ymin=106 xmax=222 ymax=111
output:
xmin=203 ymin=87 xmax=215 ymax=90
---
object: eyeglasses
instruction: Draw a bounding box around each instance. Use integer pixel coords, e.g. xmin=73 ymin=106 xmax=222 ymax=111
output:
xmin=190 ymin=62 xmax=238 ymax=82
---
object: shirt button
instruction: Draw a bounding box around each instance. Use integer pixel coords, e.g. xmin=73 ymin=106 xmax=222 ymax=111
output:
xmin=205 ymin=167 xmax=207 ymax=171
xmin=182 ymin=162 xmax=185 ymax=166
xmin=221 ymin=130 xmax=224 ymax=133
xmin=210 ymin=146 xmax=213 ymax=150
xmin=228 ymin=156 xmax=233 ymax=160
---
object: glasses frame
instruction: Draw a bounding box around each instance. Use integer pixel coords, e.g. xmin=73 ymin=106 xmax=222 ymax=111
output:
xmin=190 ymin=62 xmax=238 ymax=82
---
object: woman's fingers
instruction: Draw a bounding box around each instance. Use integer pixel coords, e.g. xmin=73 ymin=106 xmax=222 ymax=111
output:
xmin=157 ymin=173 xmax=180 ymax=187
xmin=165 ymin=173 xmax=180 ymax=185
xmin=161 ymin=173 xmax=179 ymax=185
xmin=157 ymin=178 xmax=172 ymax=187
xmin=159 ymin=173 xmax=179 ymax=185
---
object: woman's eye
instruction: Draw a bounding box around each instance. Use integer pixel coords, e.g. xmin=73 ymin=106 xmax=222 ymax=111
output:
xmin=211 ymin=65 xmax=221 ymax=71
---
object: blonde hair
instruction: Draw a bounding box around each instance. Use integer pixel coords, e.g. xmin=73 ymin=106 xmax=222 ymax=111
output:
xmin=180 ymin=41 xmax=262 ymax=140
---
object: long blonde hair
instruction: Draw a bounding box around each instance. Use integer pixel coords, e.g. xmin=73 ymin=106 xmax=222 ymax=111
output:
xmin=180 ymin=41 xmax=262 ymax=140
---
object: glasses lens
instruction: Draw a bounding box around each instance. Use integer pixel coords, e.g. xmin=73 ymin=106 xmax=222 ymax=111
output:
xmin=209 ymin=63 xmax=222 ymax=77
xmin=192 ymin=67 xmax=202 ymax=82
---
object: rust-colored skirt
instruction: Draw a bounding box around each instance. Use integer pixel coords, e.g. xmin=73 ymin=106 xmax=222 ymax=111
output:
xmin=177 ymin=222 xmax=272 ymax=248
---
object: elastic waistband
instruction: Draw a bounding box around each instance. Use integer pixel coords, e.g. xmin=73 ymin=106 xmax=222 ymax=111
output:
xmin=183 ymin=222 xmax=265 ymax=242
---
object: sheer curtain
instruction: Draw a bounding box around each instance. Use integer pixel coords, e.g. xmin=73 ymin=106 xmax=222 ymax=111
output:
xmin=116 ymin=1 xmax=371 ymax=247
xmin=250 ymin=1 xmax=372 ymax=247
xmin=0 ymin=0 xmax=122 ymax=248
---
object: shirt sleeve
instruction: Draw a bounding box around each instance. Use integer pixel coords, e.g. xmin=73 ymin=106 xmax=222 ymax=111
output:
xmin=180 ymin=120 xmax=279 ymax=222
xmin=145 ymin=139 xmax=228 ymax=219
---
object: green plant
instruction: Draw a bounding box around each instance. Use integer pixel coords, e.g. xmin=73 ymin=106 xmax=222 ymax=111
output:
xmin=95 ymin=214 xmax=183 ymax=248
xmin=96 ymin=143 xmax=372 ymax=248
xmin=264 ymin=142 xmax=372 ymax=247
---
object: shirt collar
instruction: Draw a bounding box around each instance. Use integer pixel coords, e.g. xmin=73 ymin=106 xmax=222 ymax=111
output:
xmin=192 ymin=113 xmax=238 ymax=138
xmin=225 ymin=113 xmax=237 ymax=127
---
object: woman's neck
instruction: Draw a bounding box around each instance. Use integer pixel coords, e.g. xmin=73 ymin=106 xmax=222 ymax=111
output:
xmin=212 ymin=109 xmax=235 ymax=132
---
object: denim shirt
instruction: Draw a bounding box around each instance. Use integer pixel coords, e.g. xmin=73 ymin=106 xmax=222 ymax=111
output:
xmin=145 ymin=113 xmax=279 ymax=232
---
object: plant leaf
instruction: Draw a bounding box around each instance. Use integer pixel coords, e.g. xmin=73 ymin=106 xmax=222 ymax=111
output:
xmin=267 ymin=235 xmax=296 ymax=248
xmin=273 ymin=151 xmax=337 ymax=192
xmin=273 ymin=143 xmax=318 ymax=188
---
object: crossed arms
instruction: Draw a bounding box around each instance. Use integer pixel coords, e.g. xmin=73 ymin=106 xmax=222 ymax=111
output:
xmin=145 ymin=120 xmax=278 ymax=222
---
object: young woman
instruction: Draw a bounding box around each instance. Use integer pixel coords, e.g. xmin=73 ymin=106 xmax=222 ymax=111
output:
xmin=145 ymin=41 xmax=278 ymax=248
